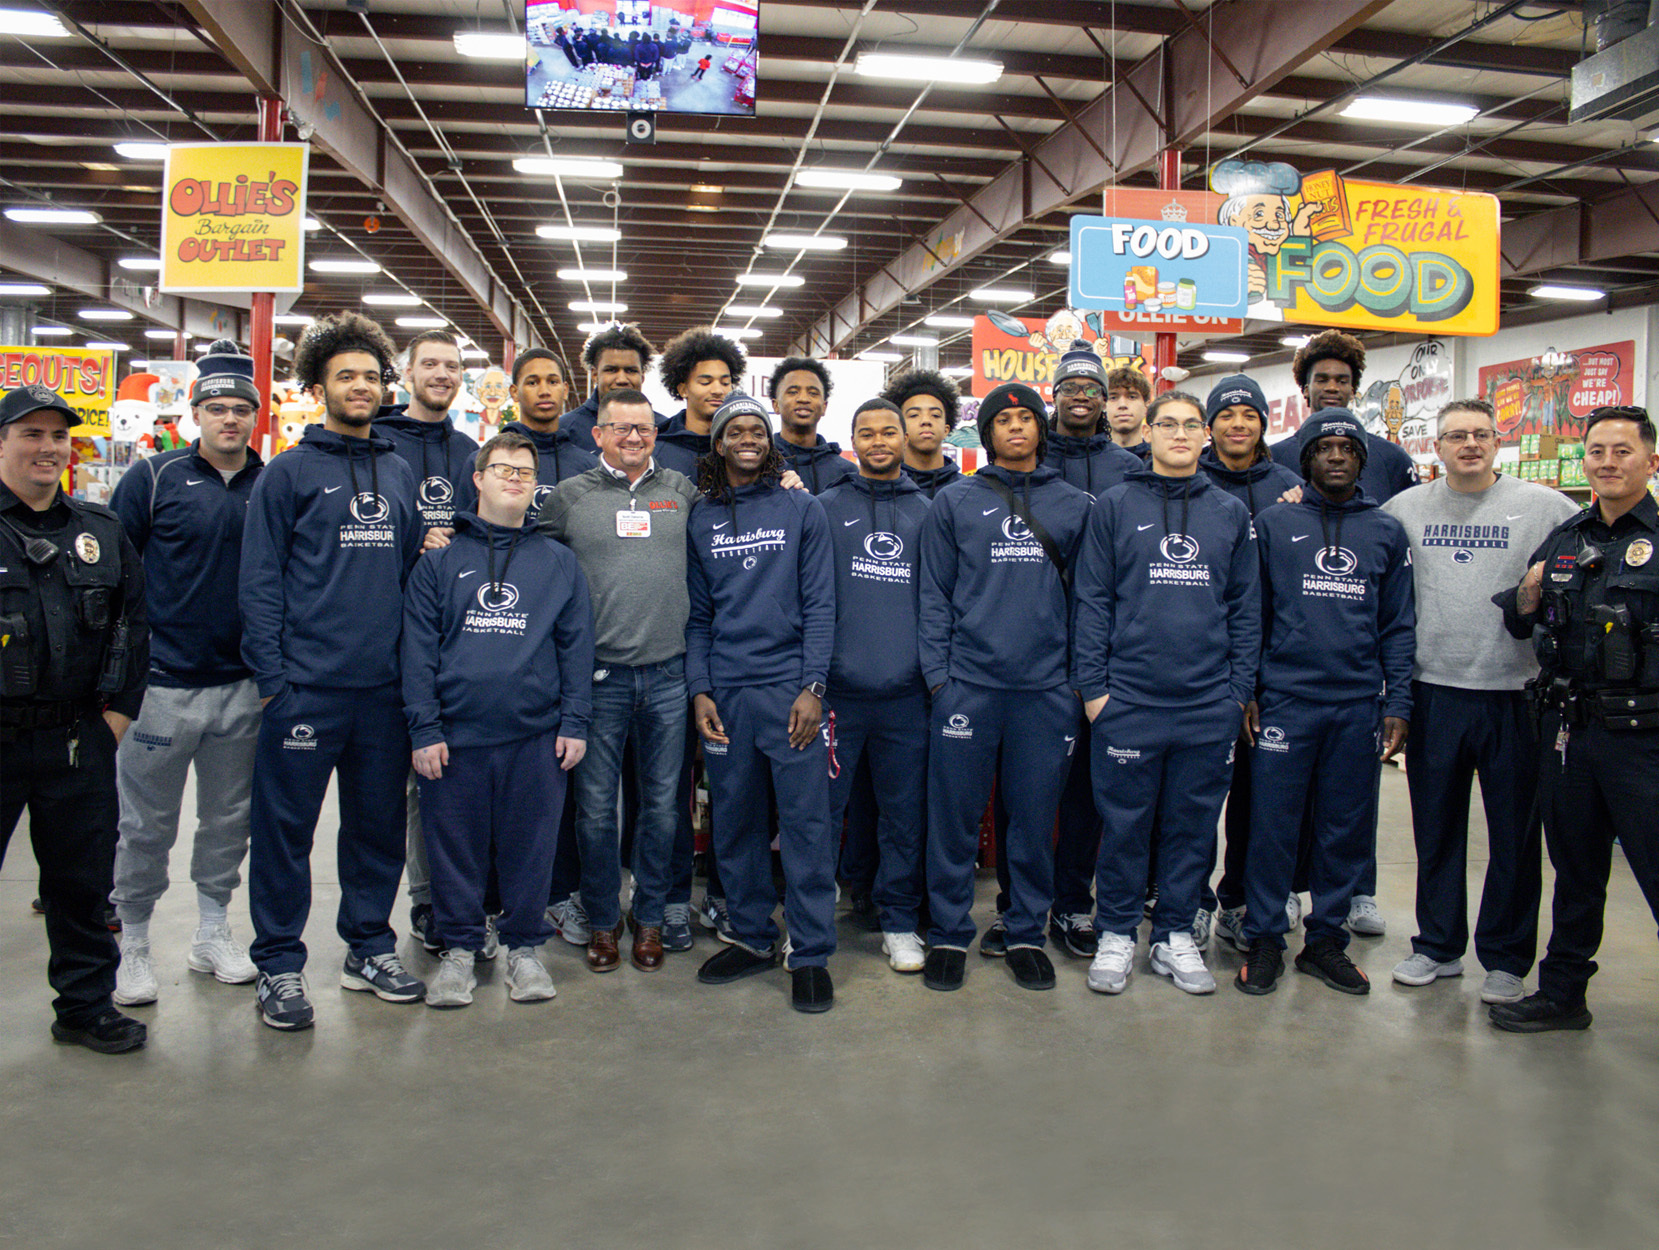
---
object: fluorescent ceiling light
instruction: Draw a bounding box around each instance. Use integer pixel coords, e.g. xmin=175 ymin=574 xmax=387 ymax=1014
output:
xmin=273 ymin=314 xmax=313 ymax=326
xmin=1340 ymin=97 xmax=1479 ymax=127
xmin=970 ymin=287 xmax=1032 ymax=303
xmin=1202 ymin=350 xmax=1251 ymax=363
xmin=5 ymin=207 xmax=101 ymax=224
xmin=1530 ymin=284 xmax=1605 ymax=301
xmin=855 ymin=52 xmax=1001 ymax=84
xmin=84 ymin=340 xmax=130 ymax=351
xmin=193 ymin=341 xmax=213 ymax=352
xmin=32 ymin=326 xmax=73 ymax=336
xmin=690 ymin=183 xmax=724 ymax=194
xmin=362 ymin=293 xmax=424 ymax=306
xmin=736 ymin=272 xmax=805 ymax=288
xmin=537 ymin=224 xmax=622 ymax=242
xmin=575 ymin=321 xmax=614 ymax=333
xmin=889 ymin=334 xmax=939 ymax=347
xmin=941 ymin=365 xmax=974 ymax=377
xmin=1 ymin=9 xmax=70 ymax=37
xmin=143 ymin=328 xmax=178 ymax=339
xmin=794 ymin=169 xmax=903 ymax=192
xmin=130 ymin=360 xmax=151 ymax=370
xmin=924 ymin=314 xmax=976 ymax=329
xmin=453 ymin=32 xmax=524 ymax=60
xmin=686 ymin=205 xmax=720 ymax=213
xmin=309 ymin=258 xmax=381 ymax=274
xmin=514 ymin=156 xmax=624 ymax=179
xmin=763 ymin=232 xmax=847 ymax=251
xmin=557 ymin=268 xmax=627 ymax=282
xmin=1048 ymin=250 xmax=1072 ymax=265
xmin=570 ymin=300 xmax=627 ymax=313
xmin=0 ymin=282 xmax=51 ymax=296
xmin=461 ymin=347 xmax=489 ymax=359
xmin=725 ymin=305 xmax=783 ymax=318
xmin=113 ymin=142 xmax=169 ymax=161
xmin=117 ymin=257 xmax=162 ymax=271
xmin=80 ymin=308 xmax=134 ymax=321
xmin=857 ymin=350 xmax=904 ymax=363
xmin=303 ymin=216 xmax=322 ymax=231
xmin=1280 ymin=335 xmax=1310 ymax=349
xmin=395 ymin=316 xmax=449 ymax=328
xmin=713 ymin=326 xmax=764 ymax=340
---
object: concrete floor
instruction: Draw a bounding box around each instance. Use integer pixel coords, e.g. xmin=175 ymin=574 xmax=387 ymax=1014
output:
xmin=3 ymin=765 xmax=1656 ymax=1250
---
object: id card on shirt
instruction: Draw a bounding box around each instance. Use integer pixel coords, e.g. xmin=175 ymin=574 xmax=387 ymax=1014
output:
xmin=617 ymin=510 xmax=651 ymax=538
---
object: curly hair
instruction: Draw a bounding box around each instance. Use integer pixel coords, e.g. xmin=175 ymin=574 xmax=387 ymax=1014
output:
xmin=293 ymin=312 xmax=398 ymax=391
xmin=1292 ymin=329 xmax=1366 ymax=392
xmin=580 ymin=322 xmax=656 ymax=372
xmin=768 ymin=356 xmax=832 ymax=403
xmin=880 ymin=368 xmax=961 ymax=430
xmin=695 ymin=445 xmax=785 ymax=504
xmin=1106 ymin=365 xmax=1151 ymax=402
xmin=659 ymin=327 xmax=747 ymax=398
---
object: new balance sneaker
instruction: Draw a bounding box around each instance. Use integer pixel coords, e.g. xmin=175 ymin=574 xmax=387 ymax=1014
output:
xmin=340 ymin=951 xmax=425 ymax=1003
xmin=1488 ymin=992 xmax=1591 ymax=1033
xmin=256 ymin=971 xmax=314 ymax=1030
xmin=1214 ymin=905 xmax=1249 ymax=954
xmin=882 ymin=931 xmax=926 ymax=974
xmin=410 ymin=902 xmax=443 ymax=954
xmin=696 ymin=895 xmax=735 ymax=945
xmin=425 ymin=949 xmax=477 ymax=1009
xmin=1234 ymin=940 xmax=1285 ymax=996
xmin=1191 ymin=907 xmax=1214 ymax=951
xmin=660 ymin=902 xmax=694 ymax=952
xmin=1392 ymin=952 xmax=1463 ymax=986
xmin=1347 ymin=895 xmax=1386 ymax=936
xmin=480 ymin=913 xmax=500 ymax=961
xmin=978 ymin=914 xmax=1008 ymax=958
xmin=1048 ymin=912 xmax=1098 ymax=959
xmin=1295 ymin=938 xmax=1370 ymax=994
xmin=1480 ymin=970 xmax=1526 ymax=1004
xmin=188 ymin=923 xmax=258 ymax=984
xmin=545 ymin=896 xmax=590 ymax=946
xmin=1150 ymin=932 xmax=1216 ymax=995
xmin=505 ymin=948 xmax=557 ymax=1002
xmin=1087 ymin=932 xmax=1136 ymax=995
xmin=114 ymin=941 xmax=158 ymax=1006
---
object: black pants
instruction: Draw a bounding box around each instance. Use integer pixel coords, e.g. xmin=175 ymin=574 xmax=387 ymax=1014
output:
xmin=1536 ymin=711 xmax=1659 ymax=1006
xmin=1 ymin=715 xmax=121 ymax=1025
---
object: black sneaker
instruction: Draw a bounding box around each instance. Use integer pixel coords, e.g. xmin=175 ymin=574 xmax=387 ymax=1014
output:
xmin=1048 ymin=912 xmax=1098 ymax=959
xmin=256 ymin=971 xmax=315 ymax=1030
xmin=1143 ymin=885 xmax=1158 ymax=921
xmin=1294 ymin=938 xmax=1370 ymax=995
xmin=697 ymin=944 xmax=777 ymax=984
xmin=104 ymin=904 xmax=121 ymax=933
xmin=923 ymin=947 xmax=966 ymax=991
xmin=846 ymin=890 xmax=881 ymax=932
xmin=409 ymin=903 xmax=444 ymax=954
xmin=50 ymin=1009 xmax=146 ymax=1054
xmin=1006 ymin=946 xmax=1056 ymax=991
xmin=1234 ymin=940 xmax=1285 ymax=996
xmin=978 ymin=915 xmax=1008 ymax=958
xmin=340 ymin=952 xmax=425 ymax=1002
xmin=791 ymin=966 xmax=834 ymax=1013
xmin=1489 ymin=992 xmax=1592 ymax=1033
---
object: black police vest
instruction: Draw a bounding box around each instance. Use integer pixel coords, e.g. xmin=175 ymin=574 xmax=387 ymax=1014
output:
xmin=1534 ymin=523 xmax=1659 ymax=691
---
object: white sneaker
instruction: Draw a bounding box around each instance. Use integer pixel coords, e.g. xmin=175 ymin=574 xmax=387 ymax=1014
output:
xmin=1087 ymin=932 xmax=1136 ymax=994
xmin=1150 ymin=932 xmax=1217 ymax=995
xmin=882 ymin=931 xmax=926 ymax=974
xmin=114 ymin=942 xmax=158 ymax=1006
xmin=1191 ymin=907 xmax=1214 ymax=951
xmin=480 ymin=913 xmax=500 ymax=961
xmin=1347 ymin=895 xmax=1386 ymax=936
xmin=545 ymin=896 xmax=590 ymax=946
xmin=1285 ymin=893 xmax=1303 ymax=930
xmin=1214 ymin=905 xmax=1248 ymax=953
xmin=505 ymin=947 xmax=557 ymax=1002
xmin=1480 ymin=969 xmax=1526 ymax=1004
xmin=425 ymin=949 xmax=477 ymax=1008
xmin=187 ymin=922 xmax=258 ymax=984
xmin=1392 ymin=952 xmax=1463 ymax=986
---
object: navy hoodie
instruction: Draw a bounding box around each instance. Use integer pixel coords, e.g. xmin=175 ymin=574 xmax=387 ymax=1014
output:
xmin=371 ymin=405 xmax=480 ymax=531
xmin=654 ymin=411 xmax=711 ymax=482
xmin=456 ymin=420 xmax=598 ymax=516
xmin=110 ymin=441 xmax=262 ymax=688
xmin=1271 ymin=425 xmax=1418 ymax=503
xmin=901 ymin=459 xmax=962 ymax=499
xmin=1073 ymin=466 xmax=1260 ymax=709
xmin=776 ymin=434 xmax=858 ymax=495
xmin=1198 ymin=447 xmax=1303 ymax=519
xmin=918 ymin=464 xmax=1092 ymax=693
xmin=563 ymin=391 xmax=669 ymax=450
xmin=1045 ymin=431 xmax=1142 ymax=498
xmin=817 ymin=473 xmax=932 ymax=698
xmin=401 ymin=511 xmax=594 ymax=749
xmin=684 ymin=481 xmax=835 ymax=697
xmin=240 ymin=425 xmax=422 ymax=697
xmin=1254 ymin=484 xmax=1415 ymax=716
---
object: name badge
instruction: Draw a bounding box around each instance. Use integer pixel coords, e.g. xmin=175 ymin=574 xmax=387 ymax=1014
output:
xmin=617 ymin=510 xmax=651 ymax=538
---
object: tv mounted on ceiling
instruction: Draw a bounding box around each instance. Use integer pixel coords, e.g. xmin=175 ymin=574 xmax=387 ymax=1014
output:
xmin=525 ymin=1 xmax=758 ymax=117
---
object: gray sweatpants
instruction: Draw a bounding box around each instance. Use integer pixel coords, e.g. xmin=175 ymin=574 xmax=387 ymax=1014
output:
xmin=111 ymin=680 xmax=261 ymax=924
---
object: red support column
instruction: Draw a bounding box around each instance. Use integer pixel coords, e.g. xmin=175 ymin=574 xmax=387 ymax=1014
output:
xmin=1152 ymin=146 xmax=1181 ymax=394
xmin=250 ymin=94 xmax=283 ymax=451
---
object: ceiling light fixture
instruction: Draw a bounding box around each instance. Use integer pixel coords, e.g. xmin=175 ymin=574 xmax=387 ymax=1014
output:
xmin=969 ymin=287 xmax=1032 ymax=303
xmin=940 ymin=365 xmax=974 ymax=377
xmin=1529 ymin=284 xmax=1605 ymax=301
xmin=735 ymin=272 xmax=805 ymax=288
xmin=713 ymin=326 xmax=764 ymax=340
xmin=84 ymin=340 xmax=130 ymax=351
xmin=395 ymin=316 xmax=449 ymax=328
xmin=537 ymin=224 xmax=623 ymax=242
xmin=514 ymin=156 xmax=624 ymax=179
xmin=557 ymin=268 xmax=627 ymax=282
xmin=574 ymin=321 xmax=616 ymax=333
xmin=763 ymin=232 xmax=847 ymax=250
xmin=80 ymin=308 xmax=134 ymax=321
xmin=855 ymin=52 xmax=1002 ymax=84
xmin=144 ymin=328 xmax=181 ymax=339
xmin=1202 ymin=350 xmax=1251 ymax=363
xmin=686 ymin=204 xmax=720 ymax=213
xmin=32 ymin=326 xmax=73 ymax=336
xmin=724 ymin=305 xmax=783 ymax=318
xmin=5 ymin=206 xmax=101 ymax=224
xmin=794 ymin=169 xmax=903 ymax=192
xmin=0 ymin=9 xmax=71 ymax=38
xmin=362 ymin=293 xmax=424 ymax=306
xmin=1340 ymin=97 xmax=1479 ymax=126
xmin=888 ymin=334 xmax=939 ymax=347
xmin=453 ymin=31 xmax=525 ymax=60
xmin=570 ymin=300 xmax=627 ymax=313
xmin=1048 ymin=250 xmax=1072 ymax=265
xmin=923 ymin=314 xmax=976 ymax=329
xmin=303 ymin=216 xmax=322 ymax=231
xmin=856 ymin=350 xmax=904 ymax=363
xmin=113 ymin=141 xmax=169 ymax=161
xmin=1280 ymin=335 xmax=1310 ymax=349
xmin=309 ymin=258 xmax=382 ymax=274
xmin=116 ymin=257 xmax=162 ymax=271
xmin=0 ymin=282 xmax=51 ymax=296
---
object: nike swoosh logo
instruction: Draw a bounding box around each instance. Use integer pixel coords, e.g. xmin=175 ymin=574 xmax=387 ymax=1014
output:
xmin=1137 ymin=523 xmax=1154 ymax=531
xmin=185 ymin=478 xmax=204 ymax=486
xmin=1292 ymin=535 xmax=1308 ymax=542
xmin=1506 ymin=515 xmax=1524 ymax=521
xmin=843 ymin=519 xmax=858 ymax=526
xmin=1063 ymin=735 xmax=1076 ymax=743
xmin=983 ymin=508 xmax=999 ymax=516
xmin=713 ymin=521 xmax=729 ymax=530
xmin=459 ymin=570 xmax=476 ymax=579
xmin=324 ymin=485 xmax=342 ymax=494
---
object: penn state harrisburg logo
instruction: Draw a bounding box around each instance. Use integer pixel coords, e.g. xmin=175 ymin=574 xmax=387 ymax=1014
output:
xmin=290 ymin=724 xmax=315 ymax=741
xmin=476 ymin=582 xmax=519 ymax=612
xmin=743 ymin=556 xmax=757 ymax=570
xmin=943 ymin=712 xmax=972 ymax=740
xmin=1257 ymin=724 xmax=1289 ymax=754
xmin=282 ymin=722 xmax=318 ymax=751
xmin=532 ymin=483 xmax=556 ymax=512
xmin=1001 ymin=515 xmax=1033 ymax=542
xmin=1159 ymin=533 xmax=1200 ymax=563
xmin=419 ymin=476 xmax=454 ymax=506
xmin=1314 ymin=546 xmax=1359 ymax=577
xmin=350 ymin=492 xmax=390 ymax=524
xmin=1453 ymin=550 xmax=1473 ymax=565
xmin=864 ymin=531 xmax=904 ymax=561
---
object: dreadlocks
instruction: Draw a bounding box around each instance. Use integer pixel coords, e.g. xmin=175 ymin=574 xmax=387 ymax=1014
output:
xmin=696 ymin=445 xmax=786 ymax=504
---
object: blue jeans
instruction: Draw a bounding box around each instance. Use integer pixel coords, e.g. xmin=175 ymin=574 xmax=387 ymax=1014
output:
xmin=573 ymin=657 xmax=688 ymax=929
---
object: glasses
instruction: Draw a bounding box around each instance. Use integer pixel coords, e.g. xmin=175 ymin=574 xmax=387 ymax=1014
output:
xmin=1150 ymin=419 xmax=1206 ymax=435
xmin=483 ymin=462 xmax=537 ymax=482
xmin=1439 ymin=429 xmax=1496 ymax=445
xmin=601 ymin=422 xmax=656 ymax=438
xmin=1055 ymin=382 xmax=1103 ymax=399
xmin=201 ymin=403 xmax=256 ymax=419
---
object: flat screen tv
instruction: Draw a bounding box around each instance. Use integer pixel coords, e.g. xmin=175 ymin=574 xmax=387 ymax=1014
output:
xmin=525 ymin=1 xmax=758 ymax=117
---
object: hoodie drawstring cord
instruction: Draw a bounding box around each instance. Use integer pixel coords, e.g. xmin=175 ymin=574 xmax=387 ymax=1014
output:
xmin=1318 ymin=497 xmax=1345 ymax=563
xmin=1160 ymin=477 xmax=1191 ymax=540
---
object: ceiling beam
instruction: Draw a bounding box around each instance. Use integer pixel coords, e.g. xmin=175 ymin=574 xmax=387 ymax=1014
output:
xmin=1501 ymin=179 xmax=1659 ymax=277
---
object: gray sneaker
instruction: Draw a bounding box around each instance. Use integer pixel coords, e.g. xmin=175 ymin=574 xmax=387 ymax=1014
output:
xmin=425 ymin=949 xmax=477 ymax=1009
xmin=1392 ymin=952 xmax=1463 ymax=986
xmin=480 ymin=913 xmax=500 ymax=961
xmin=1214 ymin=906 xmax=1248 ymax=954
xmin=660 ymin=902 xmax=694 ymax=952
xmin=1191 ymin=908 xmax=1214 ymax=951
xmin=1347 ymin=895 xmax=1386 ymax=936
xmin=256 ymin=971 xmax=314 ymax=1030
xmin=340 ymin=951 xmax=425 ymax=1003
xmin=505 ymin=947 xmax=557 ymax=1002
xmin=697 ymin=895 xmax=735 ymax=945
xmin=1480 ymin=969 xmax=1526 ymax=1004
xmin=1087 ymin=932 xmax=1136 ymax=994
xmin=1150 ymin=932 xmax=1217 ymax=995
xmin=546 ymin=896 xmax=590 ymax=946
xmin=188 ymin=922 xmax=258 ymax=984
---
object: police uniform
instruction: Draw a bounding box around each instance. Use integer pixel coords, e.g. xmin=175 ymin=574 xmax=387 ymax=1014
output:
xmin=0 ymin=384 xmax=149 ymax=1051
xmin=1498 ymin=484 xmax=1659 ymax=1023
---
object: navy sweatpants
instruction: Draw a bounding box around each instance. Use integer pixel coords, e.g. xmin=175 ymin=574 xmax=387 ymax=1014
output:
xmin=419 ymin=730 xmax=563 ymax=953
xmin=1244 ymin=691 xmax=1380 ymax=950
xmin=1093 ymin=698 xmax=1237 ymax=945
xmin=1406 ymin=682 xmax=1541 ymax=975
xmin=701 ymin=683 xmax=836 ymax=966
xmin=827 ymin=691 xmax=927 ymax=933
xmin=248 ymin=683 xmax=409 ymax=975
xmin=927 ymin=679 xmax=1076 ymax=950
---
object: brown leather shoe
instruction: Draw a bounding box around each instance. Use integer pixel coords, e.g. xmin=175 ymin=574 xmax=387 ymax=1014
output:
xmin=586 ymin=920 xmax=623 ymax=973
xmin=632 ymin=924 xmax=665 ymax=972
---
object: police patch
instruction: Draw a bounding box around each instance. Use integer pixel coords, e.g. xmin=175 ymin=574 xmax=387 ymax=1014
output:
xmin=74 ymin=533 xmax=100 ymax=563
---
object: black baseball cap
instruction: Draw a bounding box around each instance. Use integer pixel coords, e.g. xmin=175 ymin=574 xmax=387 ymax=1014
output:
xmin=0 ymin=383 xmax=78 ymax=429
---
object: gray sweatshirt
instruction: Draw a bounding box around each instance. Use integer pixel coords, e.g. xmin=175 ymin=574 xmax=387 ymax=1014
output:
xmin=1382 ymin=473 xmax=1579 ymax=690
xmin=540 ymin=460 xmax=697 ymax=667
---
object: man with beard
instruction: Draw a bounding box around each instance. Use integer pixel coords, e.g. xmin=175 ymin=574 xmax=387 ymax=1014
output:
xmin=771 ymin=356 xmax=855 ymax=495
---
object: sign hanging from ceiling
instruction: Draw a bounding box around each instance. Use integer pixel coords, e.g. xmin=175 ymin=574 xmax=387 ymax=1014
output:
xmin=970 ymin=311 xmax=1149 ymax=400
xmin=160 ymin=142 xmax=309 ymax=294
xmin=0 ymin=346 xmax=117 ymax=435
xmin=1068 ymin=214 xmax=1251 ymax=320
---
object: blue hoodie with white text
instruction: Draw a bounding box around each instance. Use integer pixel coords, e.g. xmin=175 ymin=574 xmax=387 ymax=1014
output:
xmin=371 ymin=405 xmax=480 ymax=531
xmin=455 ymin=419 xmax=598 ymax=517
xmin=1197 ymin=447 xmax=1303 ymax=519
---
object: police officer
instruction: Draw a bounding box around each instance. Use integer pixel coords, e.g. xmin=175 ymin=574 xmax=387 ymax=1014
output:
xmin=0 ymin=383 xmax=149 ymax=1052
xmin=1492 ymin=404 xmax=1659 ymax=1033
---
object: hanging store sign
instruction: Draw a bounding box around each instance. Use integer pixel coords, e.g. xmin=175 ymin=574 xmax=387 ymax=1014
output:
xmin=970 ymin=310 xmax=1149 ymax=400
xmin=160 ymin=143 xmax=309 ymax=294
xmin=0 ymin=346 xmax=117 ymax=435
xmin=1068 ymin=214 xmax=1252 ymax=322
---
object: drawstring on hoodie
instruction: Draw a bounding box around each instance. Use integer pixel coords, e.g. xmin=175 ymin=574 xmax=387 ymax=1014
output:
xmin=1161 ymin=477 xmax=1191 ymax=539
xmin=486 ymin=524 xmax=521 ymax=606
xmin=1318 ymin=496 xmax=1345 ymax=563
xmin=345 ymin=441 xmax=381 ymax=513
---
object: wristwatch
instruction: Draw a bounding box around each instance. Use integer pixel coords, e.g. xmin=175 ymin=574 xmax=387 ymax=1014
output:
xmin=804 ymin=681 xmax=827 ymax=699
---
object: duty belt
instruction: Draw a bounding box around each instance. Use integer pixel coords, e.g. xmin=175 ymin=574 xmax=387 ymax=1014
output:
xmin=1589 ymin=689 xmax=1659 ymax=731
xmin=0 ymin=699 xmax=91 ymax=730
